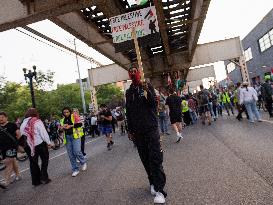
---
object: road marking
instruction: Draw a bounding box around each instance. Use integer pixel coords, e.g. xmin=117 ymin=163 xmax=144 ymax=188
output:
xmin=261 ymin=119 xmax=273 ymax=124
xmin=0 ymin=136 xmax=103 ymax=182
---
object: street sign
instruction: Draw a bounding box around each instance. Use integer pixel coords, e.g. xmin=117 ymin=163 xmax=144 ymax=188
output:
xmin=109 ymin=6 xmax=160 ymax=52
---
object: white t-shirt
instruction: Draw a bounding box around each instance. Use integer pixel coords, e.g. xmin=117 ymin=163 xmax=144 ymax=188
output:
xmin=240 ymin=87 xmax=258 ymax=104
xmin=91 ymin=116 xmax=97 ymax=125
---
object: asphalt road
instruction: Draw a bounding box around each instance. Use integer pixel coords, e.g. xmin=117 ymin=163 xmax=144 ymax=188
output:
xmin=1 ymin=113 xmax=273 ymax=205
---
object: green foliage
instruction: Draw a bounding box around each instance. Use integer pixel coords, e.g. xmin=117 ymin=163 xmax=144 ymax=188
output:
xmin=0 ymin=82 xmax=31 ymax=120
xmin=34 ymin=70 xmax=55 ymax=90
xmin=96 ymin=84 xmax=124 ymax=108
xmin=0 ymin=76 xmax=6 ymax=90
xmin=0 ymin=78 xmax=124 ymax=121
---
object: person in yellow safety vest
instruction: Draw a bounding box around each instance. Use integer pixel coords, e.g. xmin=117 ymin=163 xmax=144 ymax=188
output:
xmin=60 ymin=107 xmax=87 ymax=177
xmin=181 ymin=96 xmax=192 ymax=126
xmin=221 ymin=89 xmax=234 ymax=116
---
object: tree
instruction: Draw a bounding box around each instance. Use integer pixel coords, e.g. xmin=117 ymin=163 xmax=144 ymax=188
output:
xmin=0 ymin=82 xmax=31 ymax=120
xmin=96 ymin=84 xmax=124 ymax=108
xmin=34 ymin=70 xmax=55 ymax=90
xmin=0 ymin=75 xmax=6 ymax=90
xmin=0 ymin=75 xmax=125 ymax=121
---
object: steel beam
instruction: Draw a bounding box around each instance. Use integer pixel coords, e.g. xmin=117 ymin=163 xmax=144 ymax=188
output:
xmin=0 ymin=0 xmax=98 ymax=32
xmin=154 ymin=0 xmax=173 ymax=69
xmin=188 ymin=0 xmax=211 ymax=59
xmin=51 ymin=11 xmax=130 ymax=69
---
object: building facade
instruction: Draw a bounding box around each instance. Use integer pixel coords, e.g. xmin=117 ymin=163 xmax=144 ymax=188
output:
xmin=224 ymin=8 xmax=273 ymax=85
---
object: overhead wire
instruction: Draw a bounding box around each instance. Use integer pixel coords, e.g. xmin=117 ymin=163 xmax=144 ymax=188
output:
xmin=15 ymin=28 xmax=73 ymax=57
xmin=15 ymin=26 xmax=102 ymax=67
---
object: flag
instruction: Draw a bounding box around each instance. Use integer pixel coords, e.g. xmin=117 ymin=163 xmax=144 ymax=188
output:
xmin=144 ymin=9 xmax=154 ymax=20
xmin=135 ymin=0 xmax=149 ymax=6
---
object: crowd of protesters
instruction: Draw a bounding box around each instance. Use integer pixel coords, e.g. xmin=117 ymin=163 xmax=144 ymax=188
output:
xmin=0 ymin=61 xmax=272 ymax=204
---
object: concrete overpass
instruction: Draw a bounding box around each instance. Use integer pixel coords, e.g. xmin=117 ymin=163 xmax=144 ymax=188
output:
xmin=0 ymin=0 xmax=211 ymax=87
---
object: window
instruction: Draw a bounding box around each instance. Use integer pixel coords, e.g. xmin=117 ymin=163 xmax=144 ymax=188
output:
xmin=227 ymin=62 xmax=235 ymax=73
xmin=259 ymin=28 xmax=273 ymax=52
xmin=244 ymin=47 xmax=253 ymax=61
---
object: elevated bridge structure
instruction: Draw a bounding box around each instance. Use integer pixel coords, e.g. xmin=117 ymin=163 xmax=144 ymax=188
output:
xmin=0 ymin=0 xmax=211 ymax=87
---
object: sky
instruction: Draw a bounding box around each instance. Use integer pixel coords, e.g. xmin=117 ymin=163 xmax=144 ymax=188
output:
xmin=0 ymin=0 xmax=273 ymax=87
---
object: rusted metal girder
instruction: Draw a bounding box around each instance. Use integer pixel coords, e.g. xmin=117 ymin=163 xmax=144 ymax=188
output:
xmin=0 ymin=0 xmax=98 ymax=32
xmin=154 ymin=0 xmax=173 ymax=69
xmin=91 ymin=0 xmax=124 ymax=18
xmin=188 ymin=0 xmax=211 ymax=60
xmin=166 ymin=0 xmax=190 ymax=13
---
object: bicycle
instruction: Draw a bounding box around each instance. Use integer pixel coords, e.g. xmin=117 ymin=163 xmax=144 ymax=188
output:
xmin=50 ymin=130 xmax=63 ymax=150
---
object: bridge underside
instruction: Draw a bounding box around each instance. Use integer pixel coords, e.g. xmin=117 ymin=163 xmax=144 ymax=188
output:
xmin=0 ymin=0 xmax=211 ymax=87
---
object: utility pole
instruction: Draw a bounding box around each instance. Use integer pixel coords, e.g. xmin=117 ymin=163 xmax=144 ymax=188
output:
xmin=73 ymin=38 xmax=87 ymax=114
xmin=23 ymin=66 xmax=37 ymax=108
xmin=88 ymin=67 xmax=98 ymax=114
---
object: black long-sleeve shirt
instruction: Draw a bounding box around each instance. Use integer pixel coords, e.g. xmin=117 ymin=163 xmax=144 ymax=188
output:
xmin=125 ymin=83 xmax=158 ymax=134
xmin=261 ymin=82 xmax=273 ymax=100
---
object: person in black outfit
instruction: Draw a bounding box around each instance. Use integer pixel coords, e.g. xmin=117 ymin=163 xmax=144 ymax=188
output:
xmin=99 ymin=105 xmax=114 ymax=150
xmin=0 ymin=111 xmax=22 ymax=189
xmin=261 ymin=75 xmax=273 ymax=118
xmin=165 ymin=88 xmax=183 ymax=142
xmin=126 ymin=63 xmax=167 ymax=204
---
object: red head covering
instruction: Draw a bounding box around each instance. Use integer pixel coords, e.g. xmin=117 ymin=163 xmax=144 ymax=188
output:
xmin=128 ymin=63 xmax=141 ymax=85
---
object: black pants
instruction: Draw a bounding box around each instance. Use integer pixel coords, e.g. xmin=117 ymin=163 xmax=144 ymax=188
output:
xmin=134 ymin=129 xmax=166 ymax=193
xmin=25 ymin=142 xmax=49 ymax=185
xmin=183 ymin=111 xmax=192 ymax=125
xmin=90 ymin=125 xmax=100 ymax=137
xmin=111 ymin=120 xmax=116 ymax=133
xmin=265 ymin=98 xmax=273 ymax=117
xmin=81 ymin=135 xmax=86 ymax=156
xmin=236 ymin=103 xmax=249 ymax=120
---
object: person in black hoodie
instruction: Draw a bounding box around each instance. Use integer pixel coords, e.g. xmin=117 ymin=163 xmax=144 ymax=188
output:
xmin=125 ymin=63 xmax=167 ymax=204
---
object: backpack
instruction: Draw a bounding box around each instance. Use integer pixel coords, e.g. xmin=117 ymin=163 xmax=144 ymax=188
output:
xmin=262 ymin=82 xmax=272 ymax=99
xmin=199 ymin=91 xmax=209 ymax=105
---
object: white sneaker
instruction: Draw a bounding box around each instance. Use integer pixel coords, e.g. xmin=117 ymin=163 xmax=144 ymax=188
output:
xmin=15 ymin=176 xmax=22 ymax=181
xmin=151 ymin=185 xmax=156 ymax=196
xmin=176 ymin=133 xmax=183 ymax=143
xmin=154 ymin=192 xmax=165 ymax=204
xmin=72 ymin=171 xmax=80 ymax=177
xmin=82 ymin=163 xmax=87 ymax=171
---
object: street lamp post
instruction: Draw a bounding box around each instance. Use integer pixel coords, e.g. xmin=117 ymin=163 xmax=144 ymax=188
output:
xmin=73 ymin=38 xmax=87 ymax=114
xmin=23 ymin=66 xmax=37 ymax=108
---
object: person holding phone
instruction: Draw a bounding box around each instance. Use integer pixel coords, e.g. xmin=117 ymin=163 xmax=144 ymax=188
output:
xmin=60 ymin=107 xmax=87 ymax=177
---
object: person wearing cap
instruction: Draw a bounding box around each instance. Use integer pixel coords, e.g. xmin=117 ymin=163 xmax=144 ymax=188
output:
xmin=261 ymin=75 xmax=273 ymax=118
xmin=125 ymin=63 xmax=167 ymax=204
xmin=239 ymin=81 xmax=261 ymax=123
